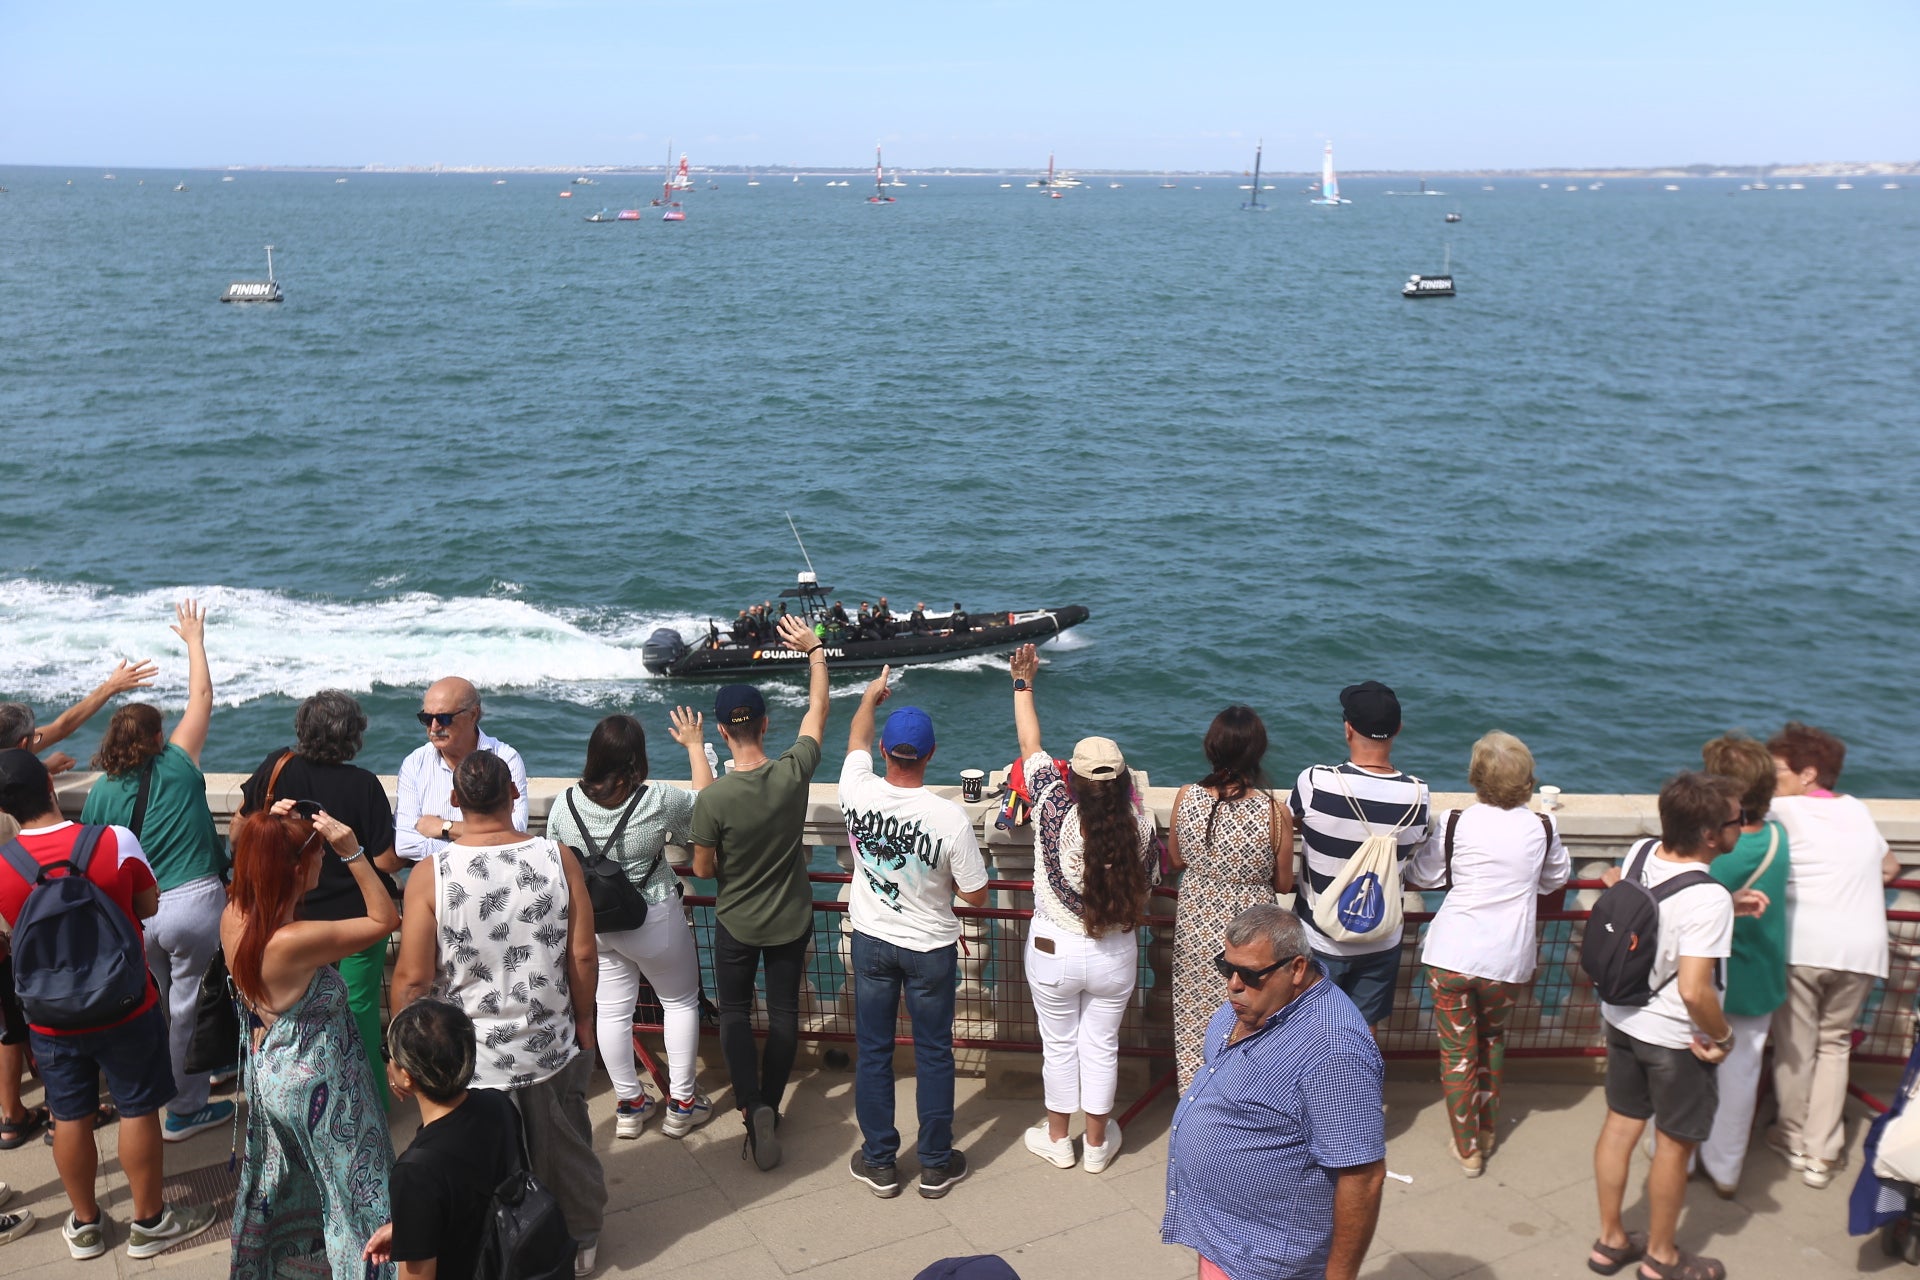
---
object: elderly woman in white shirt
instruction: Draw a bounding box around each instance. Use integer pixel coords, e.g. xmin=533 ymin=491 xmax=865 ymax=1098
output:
xmin=1406 ymin=731 xmax=1569 ymax=1176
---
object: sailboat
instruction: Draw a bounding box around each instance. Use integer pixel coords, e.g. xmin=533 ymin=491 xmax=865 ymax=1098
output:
xmin=1160 ymin=170 xmax=1178 ymax=189
xmin=867 ymin=146 xmax=897 ymax=203
xmin=671 ymin=153 xmax=694 ymax=191
xmin=747 ymin=171 xmax=760 ymax=186
xmin=1309 ymin=141 xmax=1351 ymax=205
xmin=1240 ymin=141 xmax=1269 ymax=211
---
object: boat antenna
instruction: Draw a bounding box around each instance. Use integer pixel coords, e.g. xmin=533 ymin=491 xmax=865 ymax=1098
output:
xmin=785 ymin=512 xmax=817 ymax=577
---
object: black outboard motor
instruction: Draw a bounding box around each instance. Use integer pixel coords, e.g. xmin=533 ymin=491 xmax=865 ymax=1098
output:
xmin=641 ymin=627 xmax=689 ymax=675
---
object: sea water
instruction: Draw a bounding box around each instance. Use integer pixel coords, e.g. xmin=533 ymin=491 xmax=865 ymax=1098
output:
xmin=2 ymin=169 xmax=1916 ymax=794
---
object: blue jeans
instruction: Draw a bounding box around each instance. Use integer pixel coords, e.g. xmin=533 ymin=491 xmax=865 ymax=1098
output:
xmin=852 ymin=931 xmax=957 ymax=1170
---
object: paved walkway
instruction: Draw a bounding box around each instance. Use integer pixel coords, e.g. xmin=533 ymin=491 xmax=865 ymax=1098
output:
xmin=0 ymin=1060 xmax=1895 ymax=1279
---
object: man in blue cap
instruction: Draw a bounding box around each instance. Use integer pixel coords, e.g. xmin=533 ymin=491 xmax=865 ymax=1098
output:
xmin=839 ymin=668 xmax=989 ymax=1200
xmin=690 ymin=614 xmax=830 ymax=1171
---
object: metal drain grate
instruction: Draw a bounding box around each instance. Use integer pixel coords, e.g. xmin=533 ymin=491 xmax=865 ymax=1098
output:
xmin=156 ymin=1161 xmax=237 ymax=1256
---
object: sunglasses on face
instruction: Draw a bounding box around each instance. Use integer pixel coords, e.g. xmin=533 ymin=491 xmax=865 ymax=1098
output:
xmin=416 ymin=707 xmax=473 ymax=729
xmin=1212 ymin=951 xmax=1300 ymax=986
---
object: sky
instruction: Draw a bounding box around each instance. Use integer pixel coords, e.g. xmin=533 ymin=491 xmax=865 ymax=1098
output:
xmin=3 ymin=0 xmax=1915 ymax=171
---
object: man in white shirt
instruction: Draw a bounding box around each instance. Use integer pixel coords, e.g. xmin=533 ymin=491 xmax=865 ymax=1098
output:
xmin=839 ymin=668 xmax=988 ymax=1202
xmin=1590 ymin=772 xmax=1742 ymax=1280
xmin=394 ymin=677 xmax=528 ymax=862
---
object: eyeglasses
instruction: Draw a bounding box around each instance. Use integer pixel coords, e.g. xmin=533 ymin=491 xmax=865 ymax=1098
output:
xmin=1719 ymin=815 xmax=1746 ymax=832
xmin=416 ymin=707 xmax=474 ymax=729
xmin=1212 ymin=950 xmax=1300 ymax=986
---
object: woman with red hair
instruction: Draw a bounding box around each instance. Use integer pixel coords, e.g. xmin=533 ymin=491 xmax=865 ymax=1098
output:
xmin=222 ymin=799 xmax=398 ymax=1277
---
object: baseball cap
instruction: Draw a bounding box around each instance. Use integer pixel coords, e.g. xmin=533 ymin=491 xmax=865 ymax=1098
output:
xmin=1340 ymin=681 xmax=1402 ymax=740
xmin=1069 ymin=736 xmax=1126 ymax=781
xmin=714 ymin=685 xmax=767 ymax=728
xmin=880 ymin=706 xmax=936 ymax=761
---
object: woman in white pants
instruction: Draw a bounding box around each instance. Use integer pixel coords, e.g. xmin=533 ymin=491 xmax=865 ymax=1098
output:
xmin=547 ymin=710 xmax=714 ymax=1141
xmin=1696 ymin=734 xmax=1791 ymax=1196
xmin=1009 ymin=644 xmax=1156 ymax=1174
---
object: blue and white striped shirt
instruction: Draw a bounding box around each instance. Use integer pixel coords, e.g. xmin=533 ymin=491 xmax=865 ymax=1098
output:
xmin=1161 ymin=967 xmax=1386 ymax=1280
xmin=1290 ymin=763 xmax=1430 ymax=956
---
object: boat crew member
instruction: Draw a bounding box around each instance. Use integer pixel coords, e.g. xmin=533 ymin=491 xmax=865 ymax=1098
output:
xmin=856 ymin=603 xmax=875 ymax=640
xmin=731 ymin=612 xmax=753 ymax=645
xmin=709 ymin=620 xmax=722 ymax=647
xmin=830 ymin=602 xmax=852 ymax=631
xmin=949 ymin=604 xmax=970 ymax=635
xmin=875 ymin=598 xmax=895 ymax=639
xmin=910 ymin=603 xmax=930 ymax=635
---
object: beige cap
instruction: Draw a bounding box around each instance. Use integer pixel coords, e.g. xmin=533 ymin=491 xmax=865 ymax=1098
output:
xmin=1070 ymin=736 xmax=1126 ymax=781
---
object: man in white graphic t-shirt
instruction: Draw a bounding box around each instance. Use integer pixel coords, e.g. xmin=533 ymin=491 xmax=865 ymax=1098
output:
xmin=839 ymin=668 xmax=989 ymax=1202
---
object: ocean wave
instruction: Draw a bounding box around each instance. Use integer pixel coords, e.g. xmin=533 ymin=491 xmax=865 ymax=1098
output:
xmin=0 ymin=579 xmax=710 ymax=706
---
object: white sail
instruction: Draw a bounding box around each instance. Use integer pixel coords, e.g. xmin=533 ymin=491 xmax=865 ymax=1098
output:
xmin=1310 ymin=141 xmax=1350 ymax=205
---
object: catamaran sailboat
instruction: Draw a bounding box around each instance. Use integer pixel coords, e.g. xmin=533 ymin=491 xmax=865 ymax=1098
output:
xmin=1310 ymin=142 xmax=1351 ymax=205
xmin=1240 ymin=141 xmax=1269 ymax=211
xmin=867 ymin=146 xmax=897 ymax=204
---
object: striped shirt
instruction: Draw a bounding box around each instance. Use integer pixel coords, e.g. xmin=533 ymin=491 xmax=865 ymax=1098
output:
xmin=1288 ymin=762 xmax=1430 ymax=957
xmin=1161 ymin=968 xmax=1386 ymax=1279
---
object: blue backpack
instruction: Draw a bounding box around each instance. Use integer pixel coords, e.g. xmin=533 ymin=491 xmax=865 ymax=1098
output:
xmin=1 ymin=826 xmax=150 ymax=1031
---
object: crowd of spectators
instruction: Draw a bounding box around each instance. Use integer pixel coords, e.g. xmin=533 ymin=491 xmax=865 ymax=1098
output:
xmin=0 ymin=602 xmax=1903 ymax=1280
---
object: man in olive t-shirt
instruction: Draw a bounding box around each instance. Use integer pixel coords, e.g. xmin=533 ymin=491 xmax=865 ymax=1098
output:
xmin=690 ymin=614 xmax=831 ymax=1172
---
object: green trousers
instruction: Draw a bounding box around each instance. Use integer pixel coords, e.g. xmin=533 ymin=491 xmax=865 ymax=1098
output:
xmin=336 ymin=937 xmax=390 ymax=1112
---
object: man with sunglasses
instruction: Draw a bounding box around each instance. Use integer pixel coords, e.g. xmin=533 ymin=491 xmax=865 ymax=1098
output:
xmin=394 ymin=677 xmax=529 ymax=863
xmin=1162 ymin=904 xmax=1385 ymax=1280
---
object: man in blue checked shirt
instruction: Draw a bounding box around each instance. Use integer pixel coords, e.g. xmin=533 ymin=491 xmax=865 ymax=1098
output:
xmin=1161 ymin=904 xmax=1386 ymax=1280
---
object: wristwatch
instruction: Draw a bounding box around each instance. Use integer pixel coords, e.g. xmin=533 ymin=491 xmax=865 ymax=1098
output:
xmin=439 ymin=820 xmax=453 ymax=841
xmin=1012 ymin=678 xmax=1030 ymax=692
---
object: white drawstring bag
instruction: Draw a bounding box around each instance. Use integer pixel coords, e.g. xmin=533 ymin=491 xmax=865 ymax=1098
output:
xmin=1309 ymin=768 xmax=1420 ymax=945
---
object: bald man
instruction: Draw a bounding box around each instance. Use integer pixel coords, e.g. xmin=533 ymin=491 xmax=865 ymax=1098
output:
xmin=394 ymin=676 xmax=529 ymax=862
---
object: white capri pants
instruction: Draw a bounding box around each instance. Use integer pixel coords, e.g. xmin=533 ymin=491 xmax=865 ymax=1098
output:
xmin=1026 ymin=918 xmax=1138 ymax=1118
xmin=1699 ymin=1012 xmax=1771 ymax=1188
xmin=595 ymin=903 xmax=703 ymax=1104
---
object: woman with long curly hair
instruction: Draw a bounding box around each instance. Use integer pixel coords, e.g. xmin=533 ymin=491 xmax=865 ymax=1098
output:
xmin=1166 ymin=705 xmax=1293 ymax=1092
xmin=1008 ymin=643 xmax=1155 ymax=1175
xmin=221 ymin=799 xmax=398 ymax=1277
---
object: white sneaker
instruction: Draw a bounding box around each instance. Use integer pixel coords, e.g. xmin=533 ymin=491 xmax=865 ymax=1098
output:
xmin=1024 ymin=1119 xmax=1076 ymax=1169
xmin=63 ymin=1212 xmax=107 ymax=1260
xmin=614 ymin=1096 xmax=652 ymax=1140
xmin=1803 ymin=1158 xmax=1838 ymax=1189
xmin=660 ymin=1094 xmax=714 ymax=1139
xmin=1083 ymin=1121 xmax=1122 ymax=1174
xmin=575 ymin=1242 xmax=598 ymax=1276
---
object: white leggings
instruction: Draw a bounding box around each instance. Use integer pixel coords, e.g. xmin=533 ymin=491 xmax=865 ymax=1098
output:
xmin=1026 ymin=921 xmax=1138 ymax=1117
xmin=595 ymin=905 xmax=703 ymax=1103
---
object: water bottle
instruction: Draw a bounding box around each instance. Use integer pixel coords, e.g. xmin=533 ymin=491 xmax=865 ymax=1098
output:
xmin=704 ymin=743 xmax=720 ymax=776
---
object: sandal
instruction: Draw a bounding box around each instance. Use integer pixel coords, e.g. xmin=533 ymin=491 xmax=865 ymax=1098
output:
xmin=1588 ymin=1232 xmax=1647 ymax=1276
xmin=1637 ymin=1251 xmax=1725 ymax=1280
xmin=0 ymin=1105 xmax=47 ymax=1149
xmin=40 ymin=1103 xmax=114 ymax=1146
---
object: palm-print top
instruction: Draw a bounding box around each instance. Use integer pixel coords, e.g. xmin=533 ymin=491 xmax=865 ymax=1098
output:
xmin=433 ymin=836 xmax=577 ymax=1089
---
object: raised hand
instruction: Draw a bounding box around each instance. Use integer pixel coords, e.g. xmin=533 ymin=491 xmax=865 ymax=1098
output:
xmin=777 ymin=613 xmax=820 ymax=653
xmin=171 ymin=598 xmax=207 ymax=647
xmin=1010 ymin=644 xmax=1039 ymax=683
xmin=667 ymin=706 xmax=705 ymax=746
xmin=103 ymin=659 xmax=158 ymax=695
xmin=863 ymin=665 xmax=893 ymax=706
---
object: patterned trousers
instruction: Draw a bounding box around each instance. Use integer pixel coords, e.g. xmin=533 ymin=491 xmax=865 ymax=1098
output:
xmin=1429 ymin=966 xmax=1519 ymax=1157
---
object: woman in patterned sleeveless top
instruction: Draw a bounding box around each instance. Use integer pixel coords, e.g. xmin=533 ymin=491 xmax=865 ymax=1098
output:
xmin=1167 ymin=706 xmax=1293 ymax=1092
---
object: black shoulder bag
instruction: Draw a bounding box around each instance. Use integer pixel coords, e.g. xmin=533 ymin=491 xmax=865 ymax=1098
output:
xmin=563 ymin=789 xmax=660 ymax=934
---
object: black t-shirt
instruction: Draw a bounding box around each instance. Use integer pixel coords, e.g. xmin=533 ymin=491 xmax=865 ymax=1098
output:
xmin=239 ymin=750 xmax=399 ymax=919
xmin=390 ymin=1089 xmax=522 ymax=1280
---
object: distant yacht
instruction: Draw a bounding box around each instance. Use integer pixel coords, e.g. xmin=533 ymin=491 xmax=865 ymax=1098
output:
xmin=335 ymin=177 xmax=348 ymax=184
xmin=1834 ymin=182 xmax=1853 ymax=190
xmin=173 ymin=180 xmax=188 ymax=192
xmin=1445 ymin=210 xmax=1462 ymax=222
xmin=584 ymin=209 xmax=617 ymax=222
xmin=1160 ymin=171 xmax=1178 ymax=189
xmin=572 ymin=176 xmax=596 ymax=185
xmin=867 ymin=145 xmax=897 ymax=204
xmin=494 ymin=179 xmax=507 ymax=185
xmin=1240 ymin=141 xmax=1268 ymax=211
xmin=1664 ymin=184 xmax=1680 ymax=191
xmin=1309 ymin=142 xmax=1350 ymax=205
xmin=1884 ymin=182 xmax=1902 ymax=190
xmin=222 ymin=176 xmax=234 ymax=182
xmin=747 ymin=171 xmax=760 ymax=186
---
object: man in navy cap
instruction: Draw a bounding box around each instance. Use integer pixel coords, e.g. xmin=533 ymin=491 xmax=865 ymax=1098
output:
xmin=690 ymin=614 xmax=830 ymax=1171
xmin=1287 ymin=681 xmax=1431 ymax=1033
xmin=838 ymin=670 xmax=988 ymax=1200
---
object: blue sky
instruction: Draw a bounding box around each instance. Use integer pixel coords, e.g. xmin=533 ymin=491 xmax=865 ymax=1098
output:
xmin=3 ymin=0 xmax=1914 ymax=170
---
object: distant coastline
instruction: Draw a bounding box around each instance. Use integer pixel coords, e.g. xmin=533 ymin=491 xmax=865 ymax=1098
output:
xmin=13 ymin=159 xmax=1917 ymax=180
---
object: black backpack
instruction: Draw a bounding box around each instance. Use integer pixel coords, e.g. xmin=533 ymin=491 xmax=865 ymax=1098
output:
xmin=563 ymin=789 xmax=660 ymax=934
xmin=1580 ymin=838 xmax=1726 ymax=1007
xmin=404 ymin=1117 xmax=575 ymax=1280
xmin=0 ymin=826 xmax=151 ymax=1031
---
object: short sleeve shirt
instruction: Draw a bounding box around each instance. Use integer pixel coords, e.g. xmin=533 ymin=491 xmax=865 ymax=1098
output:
xmin=690 ymin=736 xmax=822 ymax=947
xmin=839 ymin=751 xmax=987 ymax=951
xmin=80 ymin=744 xmax=224 ymax=890
xmin=0 ymin=822 xmax=160 ymax=1036
xmin=1601 ymin=843 xmax=1734 ymax=1051
xmin=390 ymin=1088 xmax=521 ymax=1279
xmin=1708 ymin=822 xmax=1790 ymax=1018
xmin=239 ymin=751 xmax=399 ymax=919
xmin=546 ymin=783 xmax=696 ymax=908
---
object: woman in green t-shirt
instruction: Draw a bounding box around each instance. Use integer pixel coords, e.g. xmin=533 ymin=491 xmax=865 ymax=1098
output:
xmin=78 ymin=601 xmax=234 ymax=1142
xmin=1695 ymin=733 xmax=1791 ymax=1197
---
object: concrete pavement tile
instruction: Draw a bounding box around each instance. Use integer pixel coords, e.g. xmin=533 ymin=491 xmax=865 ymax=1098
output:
xmin=1375 ymin=1177 xmax=1572 ymax=1278
xmin=741 ymin=1179 xmax=954 ymax=1271
xmin=636 ymin=1243 xmax=788 ymax=1280
xmin=599 ymin=1183 xmax=762 ymax=1273
xmin=793 ymin=1226 xmax=980 ymax=1279
xmin=1364 ymin=1251 xmax=1478 ymax=1280
xmin=1101 ymin=1162 xmax=1171 ymax=1218
xmin=999 ymin=1209 xmax=1193 ymax=1280
xmin=690 ymin=1107 xmax=865 ymax=1211
xmin=599 ymin=1127 xmax=719 ymax=1208
xmin=934 ymin=1160 xmax=1133 ymax=1254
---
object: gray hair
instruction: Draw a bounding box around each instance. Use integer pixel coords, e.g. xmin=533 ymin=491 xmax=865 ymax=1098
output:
xmin=386 ymin=998 xmax=476 ymax=1103
xmin=0 ymin=703 xmax=33 ymax=751
xmin=294 ymin=690 xmax=367 ymax=766
xmin=1223 ymin=904 xmax=1310 ymax=961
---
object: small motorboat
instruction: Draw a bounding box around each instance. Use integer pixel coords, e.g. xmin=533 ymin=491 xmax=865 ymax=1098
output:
xmin=584 ymin=209 xmax=617 ymax=222
xmin=1445 ymin=211 xmax=1462 ymax=222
